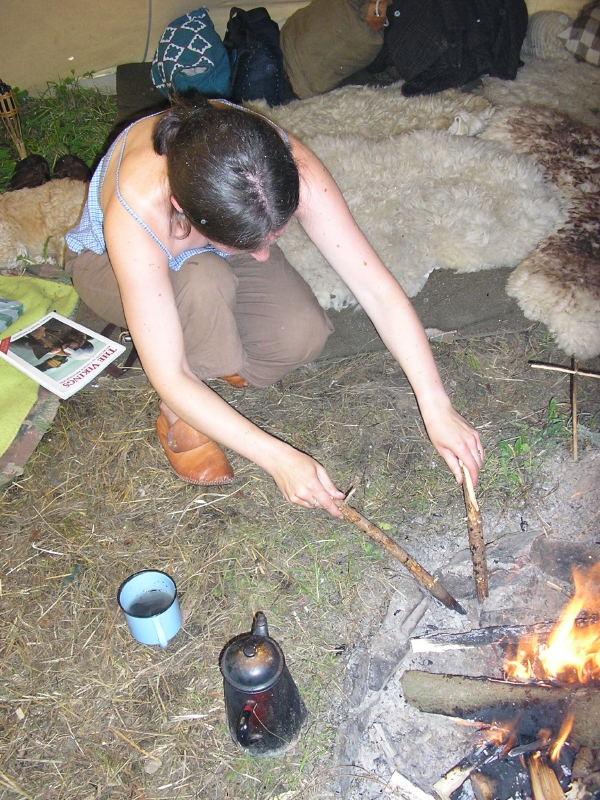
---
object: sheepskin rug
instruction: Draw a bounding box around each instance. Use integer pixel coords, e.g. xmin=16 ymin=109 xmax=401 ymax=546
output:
xmin=0 ymin=179 xmax=87 ymax=269
xmin=481 ymin=105 xmax=600 ymax=360
xmin=479 ymin=54 xmax=600 ymax=129
xmin=249 ymin=83 xmax=497 ymax=140
xmin=255 ymin=86 xmax=566 ymax=310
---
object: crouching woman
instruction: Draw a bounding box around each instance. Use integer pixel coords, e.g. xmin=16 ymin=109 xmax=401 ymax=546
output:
xmin=65 ymin=96 xmax=483 ymax=518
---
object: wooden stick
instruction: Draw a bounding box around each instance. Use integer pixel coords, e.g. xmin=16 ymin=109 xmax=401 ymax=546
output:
xmin=571 ymin=358 xmax=578 ymax=462
xmin=433 ymin=744 xmax=499 ymax=800
xmin=109 ymin=726 xmax=160 ymax=764
xmin=384 ymin=771 xmax=436 ymax=800
xmin=335 ymin=499 xmax=466 ymax=614
xmin=459 ymin=460 xmax=488 ymax=600
xmin=530 ymin=363 xmax=600 ymax=380
xmin=527 ymin=753 xmax=565 ymax=800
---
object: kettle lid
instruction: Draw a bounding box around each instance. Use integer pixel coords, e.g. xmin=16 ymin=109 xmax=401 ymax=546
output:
xmin=220 ymin=612 xmax=285 ymax=692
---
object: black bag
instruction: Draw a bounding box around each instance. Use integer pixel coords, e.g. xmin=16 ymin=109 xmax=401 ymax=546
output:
xmin=223 ymin=7 xmax=286 ymax=106
xmin=381 ymin=0 xmax=528 ymax=97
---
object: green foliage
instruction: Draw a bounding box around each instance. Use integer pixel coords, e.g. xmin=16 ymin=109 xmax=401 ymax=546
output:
xmin=496 ymin=434 xmax=532 ymax=487
xmin=468 ymin=353 xmax=481 ymax=371
xmin=485 ymin=397 xmax=570 ymax=494
xmin=542 ymin=396 xmax=570 ymax=440
xmin=0 ymin=73 xmax=116 ymax=191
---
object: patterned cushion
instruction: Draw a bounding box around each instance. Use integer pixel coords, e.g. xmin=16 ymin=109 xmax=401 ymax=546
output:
xmin=558 ymin=0 xmax=600 ymax=65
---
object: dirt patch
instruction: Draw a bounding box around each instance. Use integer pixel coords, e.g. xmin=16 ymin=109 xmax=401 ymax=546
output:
xmin=1 ymin=324 xmax=599 ymax=799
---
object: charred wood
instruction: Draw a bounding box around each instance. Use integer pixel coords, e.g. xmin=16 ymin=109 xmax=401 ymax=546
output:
xmin=432 ymin=743 xmax=500 ymax=799
xmin=410 ymin=622 xmax=556 ymax=653
xmin=469 ymin=771 xmax=499 ymax=800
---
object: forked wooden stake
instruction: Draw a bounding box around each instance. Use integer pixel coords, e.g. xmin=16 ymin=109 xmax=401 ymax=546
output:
xmin=459 ymin=460 xmax=488 ymax=600
xmin=334 ymin=498 xmax=466 ymax=614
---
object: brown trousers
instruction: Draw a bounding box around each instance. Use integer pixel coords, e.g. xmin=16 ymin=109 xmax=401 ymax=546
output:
xmin=65 ymin=245 xmax=333 ymax=388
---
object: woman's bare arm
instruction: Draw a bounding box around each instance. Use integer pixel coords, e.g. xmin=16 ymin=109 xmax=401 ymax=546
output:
xmin=291 ymin=137 xmax=484 ymax=484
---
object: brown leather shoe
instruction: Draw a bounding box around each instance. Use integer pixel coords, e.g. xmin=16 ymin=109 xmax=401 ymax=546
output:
xmin=219 ymin=373 xmax=250 ymax=389
xmin=155 ymin=408 xmax=234 ymax=485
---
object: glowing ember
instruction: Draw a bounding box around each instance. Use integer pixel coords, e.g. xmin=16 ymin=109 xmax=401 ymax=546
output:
xmin=505 ymin=563 xmax=600 ymax=683
xmin=478 ymin=719 xmax=517 ymax=751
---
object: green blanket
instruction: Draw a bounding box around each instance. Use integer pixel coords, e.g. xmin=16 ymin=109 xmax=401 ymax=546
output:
xmin=0 ymin=275 xmax=79 ymax=458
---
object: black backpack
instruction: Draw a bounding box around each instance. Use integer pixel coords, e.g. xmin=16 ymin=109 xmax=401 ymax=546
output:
xmin=223 ymin=7 xmax=286 ymax=106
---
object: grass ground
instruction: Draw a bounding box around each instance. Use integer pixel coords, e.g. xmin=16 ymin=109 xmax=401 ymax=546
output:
xmin=2 ymin=324 xmax=599 ymax=799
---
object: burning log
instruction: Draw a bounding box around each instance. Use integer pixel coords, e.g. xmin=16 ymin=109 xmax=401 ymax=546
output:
xmin=410 ymin=622 xmax=556 ymax=653
xmin=335 ymin=500 xmax=466 ymax=615
xmin=528 ymin=752 xmax=566 ymax=800
xmin=401 ymin=670 xmax=600 ymax=748
xmin=459 ymin=460 xmax=488 ymax=600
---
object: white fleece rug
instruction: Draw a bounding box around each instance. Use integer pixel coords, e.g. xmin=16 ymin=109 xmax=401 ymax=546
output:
xmin=250 ymin=83 xmax=496 ymax=140
xmin=254 ymin=87 xmax=566 ymax=311
xmin=479 ymin=54 xmax=600 ymax=129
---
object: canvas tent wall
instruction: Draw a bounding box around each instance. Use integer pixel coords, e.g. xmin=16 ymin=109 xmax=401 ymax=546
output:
xmin=2 ymin=0 xmax=306 ymax=94
xmin=2 ymin=0 xmax=591 ymax=94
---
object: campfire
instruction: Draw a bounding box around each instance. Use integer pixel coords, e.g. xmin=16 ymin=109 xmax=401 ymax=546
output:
xmin=504 ymin=562 xmax=600 ymax=685
xmin=399 ymin=562 xmax=600 ymax=800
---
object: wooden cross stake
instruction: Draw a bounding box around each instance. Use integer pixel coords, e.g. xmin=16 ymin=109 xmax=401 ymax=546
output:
xmin=530 ymin=359 xmax=600 ymax=462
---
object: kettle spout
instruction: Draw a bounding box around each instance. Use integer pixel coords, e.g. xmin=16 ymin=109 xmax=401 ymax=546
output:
xmin=251 ymin=611 xmax=269 ymax=638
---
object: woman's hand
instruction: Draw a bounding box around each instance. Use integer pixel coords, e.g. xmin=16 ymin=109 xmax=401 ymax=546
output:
xmin=267 ymin=447 xmax=346 ymax=518
xmin=420 ymin=400 xmax=484 ymax=486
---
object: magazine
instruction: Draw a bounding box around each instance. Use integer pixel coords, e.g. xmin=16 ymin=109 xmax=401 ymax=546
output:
xmin=0 ymin=312 xmax=127 ymax=399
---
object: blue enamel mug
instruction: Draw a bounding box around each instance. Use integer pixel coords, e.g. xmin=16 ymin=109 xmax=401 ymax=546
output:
xmin=117 ymin=570 xmax=181 ymax=648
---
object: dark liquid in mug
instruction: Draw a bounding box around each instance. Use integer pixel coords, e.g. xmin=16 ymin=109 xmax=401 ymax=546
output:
xmin=128 ymin=589 xmax=173 ymax=618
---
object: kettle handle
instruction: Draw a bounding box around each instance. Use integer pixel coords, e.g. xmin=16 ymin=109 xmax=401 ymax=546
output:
xmin=237 ymin=703 xmax=263 ymax=746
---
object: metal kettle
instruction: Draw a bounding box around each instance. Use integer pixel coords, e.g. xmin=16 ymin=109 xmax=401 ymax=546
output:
xmin=220 ymin=611 xmax=307 ymax=755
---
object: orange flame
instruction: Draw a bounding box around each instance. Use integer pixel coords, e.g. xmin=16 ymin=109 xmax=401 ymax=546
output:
xmin=505 ymin=563 xmax=600 ymax=683
xmin=548 ymin=713 xmax=574 ymax=762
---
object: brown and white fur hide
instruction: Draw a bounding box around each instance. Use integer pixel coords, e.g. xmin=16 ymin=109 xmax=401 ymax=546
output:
xmin=0 ymin=179 xmax=88 ymax=269
xmin=481 ymin=106 xmax=600 ymax=360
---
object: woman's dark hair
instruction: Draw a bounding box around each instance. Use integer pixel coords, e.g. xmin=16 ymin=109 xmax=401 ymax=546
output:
xmin=152 ymin=96 xmax=299 ymax=251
